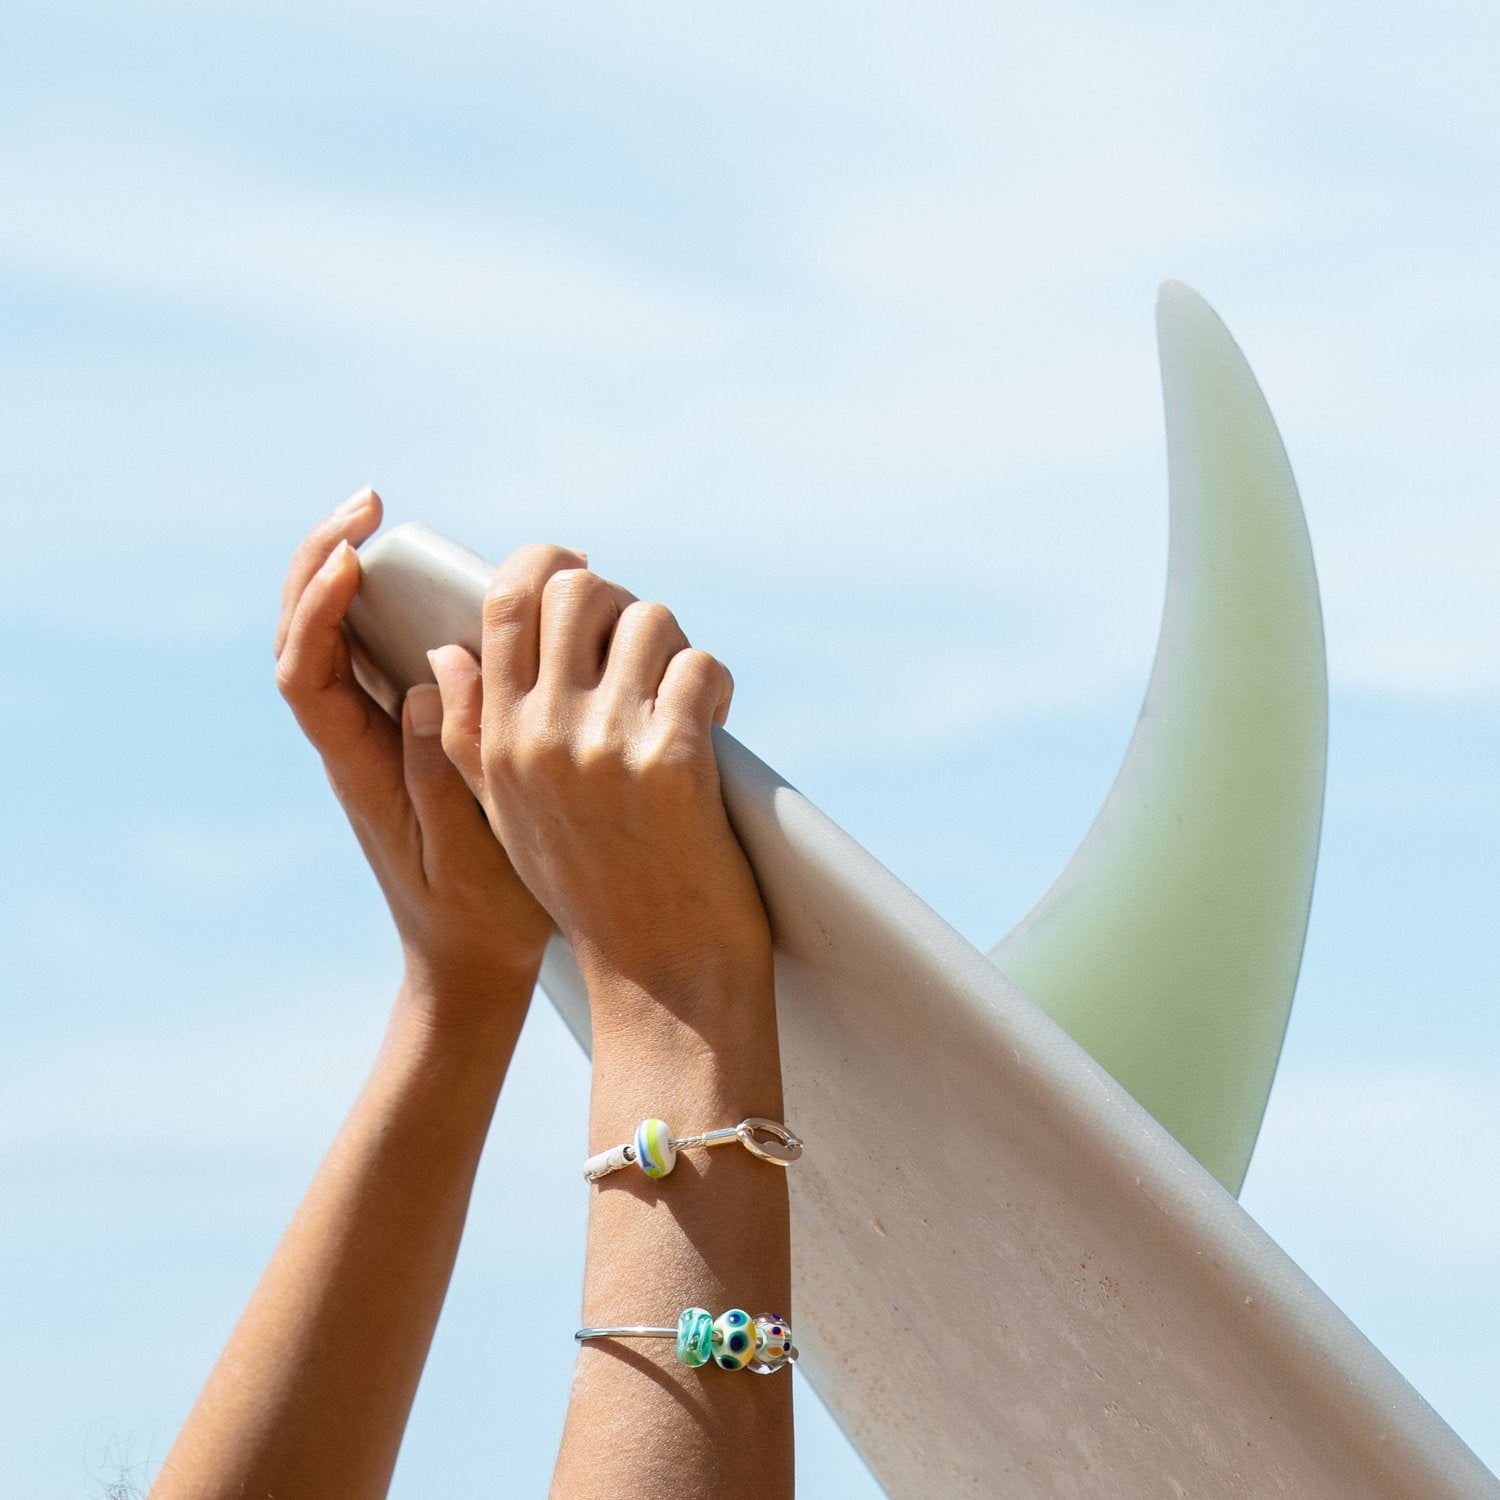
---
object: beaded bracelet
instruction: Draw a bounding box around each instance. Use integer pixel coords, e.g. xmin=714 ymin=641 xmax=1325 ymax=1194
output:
xmin=582 ymin=1117 xmax=802 ymax=1182
xmin=575 ymin=1308 xmax=797 ymax=1374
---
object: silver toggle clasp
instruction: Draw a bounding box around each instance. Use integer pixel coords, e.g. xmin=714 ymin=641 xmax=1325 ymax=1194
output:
xmin=672 ymin=1117 xmax=803 ymax=1165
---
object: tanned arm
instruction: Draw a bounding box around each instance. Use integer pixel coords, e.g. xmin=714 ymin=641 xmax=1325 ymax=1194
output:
xmin=432 ymin=557 xmax=793 ymax=1500
xmin=150 ymin=494 xmax=562 ymax=1500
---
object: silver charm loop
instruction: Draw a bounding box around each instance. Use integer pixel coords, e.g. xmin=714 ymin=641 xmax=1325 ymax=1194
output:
xmin=736 ymin=1117 xmax=802 ymax=1164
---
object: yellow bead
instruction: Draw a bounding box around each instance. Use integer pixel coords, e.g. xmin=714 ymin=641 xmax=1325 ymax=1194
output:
xmin=712 ymin=1308 xmax=755 ymax=1370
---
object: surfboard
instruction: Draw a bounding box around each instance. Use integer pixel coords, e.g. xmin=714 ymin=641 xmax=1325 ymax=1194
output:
xmin=344 ymin=285 xmax=1499 ymax=1497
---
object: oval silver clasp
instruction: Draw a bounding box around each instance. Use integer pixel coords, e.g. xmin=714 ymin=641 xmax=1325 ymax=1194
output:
xmin=736 ymin=1117 xmax=803 ymax=1165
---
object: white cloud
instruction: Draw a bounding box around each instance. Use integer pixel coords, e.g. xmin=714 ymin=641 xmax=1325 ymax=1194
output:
xmin=3 ymin=0 xmax=1497 ymax=724
xmin=0 ymin=127 xmax=737 ymax=364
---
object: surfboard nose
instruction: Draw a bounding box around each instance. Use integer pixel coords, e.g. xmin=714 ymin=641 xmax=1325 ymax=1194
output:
xmin=989 ymin=281 xmax=1328 ymax=1195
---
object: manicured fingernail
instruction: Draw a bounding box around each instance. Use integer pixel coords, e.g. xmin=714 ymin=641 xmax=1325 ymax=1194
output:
xmin=407 ymin=683 xmax=443 ymax=736
xmin=337 ymin=488 xmax=376 ymax=517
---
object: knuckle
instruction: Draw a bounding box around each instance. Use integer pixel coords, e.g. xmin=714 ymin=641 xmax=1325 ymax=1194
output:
xmin=637 ymin=730 xmax=704 ymax=778
xmin=488 ymin=543 xmax=588 ymax=606
xmin=627 ymin=599 xmax=676 ymax=632
xmin=575 ymin=705 xmax=635 ymax=771
xmin=574 ymin=721 xmax=617 ymax=771
xmin=543 ymin=567 xmax=606 ymax=608
xmin=482 ymin=584 xmax=534 ymax=632
xmin=273 ymin=656 xmax=302 ymax=703
xmin=516 ymin=541 xmax=583 ymax=573
xmin=513 ymin=714 xmax=570 ymax=774
xmin=679 ymin=647 xmax=721 ymax=682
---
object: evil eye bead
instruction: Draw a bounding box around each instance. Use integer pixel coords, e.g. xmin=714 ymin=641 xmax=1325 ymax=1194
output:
xmin=747 ymin=1314 xmax=795 ymax=1373
xmin=754 ymin=1316 xmax=793 ymax=1364
xmin=675 ymin=1307 xmax=714 ymax=1367
xmin=712 ymin=1308 xmax=756 ymax=1370
xmin=633 ymin=1118 xmax=677 ymax=1179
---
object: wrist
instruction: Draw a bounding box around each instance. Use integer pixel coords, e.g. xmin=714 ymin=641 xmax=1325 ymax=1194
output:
xmin=585 ymin=967 xmax=784 ymax=1149
xmin=362 ymin=1000 xmax=520 ymax=1152
xmin=392 ymin=957 xmax=538 ymax=1063
xmin=579 ymin=941 xmax=775 ymax=1046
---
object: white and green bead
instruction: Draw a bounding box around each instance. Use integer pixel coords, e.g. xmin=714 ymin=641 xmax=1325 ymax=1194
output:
xmin=633 ymin=1118 xmax=677 ymax=1179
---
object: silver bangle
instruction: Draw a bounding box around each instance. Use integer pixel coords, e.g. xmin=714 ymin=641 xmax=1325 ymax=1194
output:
xmin=583 ymin=1116 xmax=802 ymax=1182
xmin=576 ymin=1309 xmax=797 ymax=1374
xmin=575 ymin=1325 xmax=677 ymax=1340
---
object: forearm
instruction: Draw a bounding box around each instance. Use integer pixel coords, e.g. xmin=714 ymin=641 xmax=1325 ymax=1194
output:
xmin=551 ymin=961 xmax=794 ymax=1499
xmin=151 ymin=972 xmax=533 ymax=1500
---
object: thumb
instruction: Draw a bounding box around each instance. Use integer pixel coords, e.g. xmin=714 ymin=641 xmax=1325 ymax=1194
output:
xmin=401 ymin=684 xmax=492 ymax=880
xmin=427 ymin=645 xmax=485 ymax=801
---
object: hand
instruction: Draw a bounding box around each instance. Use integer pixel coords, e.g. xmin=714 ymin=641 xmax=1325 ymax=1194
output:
xmin=427 ymin=550 xmax=772 ymax=1038
xmin=274 ymin=492 xmax=553 ymax=1025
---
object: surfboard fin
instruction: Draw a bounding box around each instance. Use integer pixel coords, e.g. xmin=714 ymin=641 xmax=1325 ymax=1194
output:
xmin=988 ymin=281 xmax=1327 ymax=1196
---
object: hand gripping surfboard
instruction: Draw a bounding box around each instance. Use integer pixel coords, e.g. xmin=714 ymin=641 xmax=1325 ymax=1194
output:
xmin=344 ymin=284 xmax=1499 ymax=1498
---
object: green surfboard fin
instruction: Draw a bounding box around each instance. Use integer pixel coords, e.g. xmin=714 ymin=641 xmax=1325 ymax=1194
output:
xmin=989 ymin=281 xmax=1327 ymax=1195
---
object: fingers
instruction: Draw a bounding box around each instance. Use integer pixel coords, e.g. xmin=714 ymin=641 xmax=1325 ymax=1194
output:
xmin=275 ymin=488 xmax=382 ymax=658
xmin=468 ymin=550 xmax=730 ymax=788
xmin=275 ymin=539 xmax=366 ymax=734
xmin=655 ymin=648 xmax=734 ymax=729
xmin=401 ymin=684 xmax=493 ymax=886
xmin=276 ymin=531 xmax=403 ymax=809
xmin=538 ymin=570 xmax=639 ymax=692
xmin=427 ymin=644 xmax=485 ymax=800
xmin=602 ymin=600 xmax=690 ymax=704
xmin=480 ymin=544 xmax=589 ymax=709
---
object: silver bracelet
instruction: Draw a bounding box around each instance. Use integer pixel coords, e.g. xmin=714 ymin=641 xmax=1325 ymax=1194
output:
xmin=582 ymin=1116 xmax=802 ymax=1182
xmin=576 ymin=1308 xmax=797 ymax=1373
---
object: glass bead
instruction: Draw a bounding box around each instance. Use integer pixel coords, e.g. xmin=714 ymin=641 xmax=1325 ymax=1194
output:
xmin=754 ymin=1317 xmax=793 ymax=1365
xmin=712 ymin=1308 xmax=756 ymax=1370
xmin=633 ymin=1118 xmax=677 ymax=1179
xmin=675 ymin=1307 xmax=713 ymax=1367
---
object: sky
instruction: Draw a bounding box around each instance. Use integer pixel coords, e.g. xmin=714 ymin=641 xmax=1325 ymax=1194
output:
xmin=2 ymin=2 xmax=1497 ymax=1494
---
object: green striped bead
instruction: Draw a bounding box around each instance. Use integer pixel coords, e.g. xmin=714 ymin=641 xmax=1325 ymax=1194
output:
xmin=675 ymin=1307 xmax=713 ymax=1367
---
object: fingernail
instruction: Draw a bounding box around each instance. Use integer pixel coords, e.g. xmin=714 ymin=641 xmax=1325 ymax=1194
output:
xmin=407 ymin=683 xmax=443 ymax=736
xmin=340 ymin=486 xmax=376 ymax=510
xmin=318 ymin=539 xmax=354 ymax=577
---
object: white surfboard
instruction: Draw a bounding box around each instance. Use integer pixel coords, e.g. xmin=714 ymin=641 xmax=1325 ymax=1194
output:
xmin=345 ymin=285 xmax=1498 ymax=1497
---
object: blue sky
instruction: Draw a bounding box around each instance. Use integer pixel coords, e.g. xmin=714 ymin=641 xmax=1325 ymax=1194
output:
xmin=3 ymin=2 xmax=1497 ymax=1493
